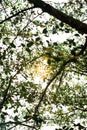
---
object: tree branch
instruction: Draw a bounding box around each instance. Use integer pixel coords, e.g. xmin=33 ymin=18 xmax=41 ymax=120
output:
xmin=28 ymin=0 xmax=87 ymax=34
xmin=34 ymin=49 xmax=87 ymax=114
xmin=0 ymin=6 xmax=35 ymax=24
xmin=0 ymin=62 xmax=23 ymax=111
xmin=0 ymin=121 xmax=37 ymax=130
xmin=74 ymin=106 xmax=87 ymax=112
xmin=76 ymin=36 xmax=87 ymax=56
xmin=56 ymin=70 xmax=65 ymax=93
xmin=34 ymin=58 xmax=75 ymax=114
xmin=0 ymin=78 xmax=12 ymax=111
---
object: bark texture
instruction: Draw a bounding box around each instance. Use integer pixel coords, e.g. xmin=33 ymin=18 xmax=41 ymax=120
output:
xmin=28 ymin=0 xmax=87 ymax=34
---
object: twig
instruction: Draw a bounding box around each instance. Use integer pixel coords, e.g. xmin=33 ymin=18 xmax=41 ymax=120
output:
xmin=57 ymin=70 xmax=65 ymax=89
xmin=0 ymin=121 xmax=37 ymax=130
xmin=9 ymin=11 xmax=43 ymax=47
xmin=0 ymin=6 xmax=35 ymax=24
xmin=76 ymin=36 xmax=87 ymax=56
xmin=22 ymin=11 xmax=43 ymax=31
xmin=74 ymin=106 xmax=87 ymax=112
xmin=0 ymin=2 xmax=9 ymax=17
xmin=8 ymin=125 xmax=17 ymax=130
xmin=0 ymin=77 xmax=12 ymax=110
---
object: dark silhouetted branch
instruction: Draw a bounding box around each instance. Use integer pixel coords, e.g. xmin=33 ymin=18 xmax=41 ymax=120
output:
xmin=34 ymin=58 xmax=75 ymax=114
xmin=28 ymin=0 xmax=87 ymax=34
xmin=0 ymin=6 xmax=35 ymax=24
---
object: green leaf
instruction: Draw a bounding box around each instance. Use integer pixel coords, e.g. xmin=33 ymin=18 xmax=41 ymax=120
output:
xmin=60 ymin=22 xmax=64 ymax=27
xmin=26 ymin=47 xmax=31 ymax=53
xmin=33 ymin=20 xmax=40 ymax=26
xmin=24 ymin=115 xmax=30 ymax=119
xmin=43 ymin=28 xmax=48 ymax=34
xmin=21 ymin=43 xmax=25 ymax=47
xmin=1 ymin=114 xmax=5 ymax=120
xmin=22 ymin=86 xmax=26 ymax=92
xmin=36 ymin=37 xmax=41 ymax=41
xmin=0 ymin=0 xmax=2 ymax=3
xmin=10 ymin=43 xmax=16 ymax=48
xmin=47 ymin=59 xmax=51 ymax=65
xmin=27 ymin=42 xmax=33 ymax=47
xmin=74 ymin=33 xmax=80 ymax=37
xmin=65 ymin=28 xmax=70 ymax=33
xmin=54 ymin=42 xmax=58 ymax=46
xmin=54 ymin=57 xmax=61 ymax=62
xmin=14 ymin=116 xmax=18 ymax=121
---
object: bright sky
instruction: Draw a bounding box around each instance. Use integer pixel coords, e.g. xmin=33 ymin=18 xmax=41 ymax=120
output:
xmin=43 ymin=0 xmax=69 ymax=3
xmin=41 ymin=125 xmax=59 ymax=130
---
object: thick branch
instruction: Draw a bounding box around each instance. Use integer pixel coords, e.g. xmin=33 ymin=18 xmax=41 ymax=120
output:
xmin=28 ymin=0 xmax=87 ymax=34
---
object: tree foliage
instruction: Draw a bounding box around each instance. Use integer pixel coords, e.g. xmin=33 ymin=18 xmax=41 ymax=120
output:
xmin=0 ymin=0 xmax=87 ymax=129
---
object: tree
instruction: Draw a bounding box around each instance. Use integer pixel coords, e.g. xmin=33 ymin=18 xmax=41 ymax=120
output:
xmin=0 ymin=0 xmax=87 ymax=129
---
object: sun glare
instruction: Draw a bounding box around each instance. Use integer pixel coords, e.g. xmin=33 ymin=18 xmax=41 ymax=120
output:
xmin=35 ymin=61 xmax=51 ymax=80
xmin=26 ymin=57 xmax=52 ymax=81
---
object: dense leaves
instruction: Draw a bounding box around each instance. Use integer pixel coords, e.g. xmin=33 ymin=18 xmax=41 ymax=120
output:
xmin=0 ymin=0 xmax=87 ymax=130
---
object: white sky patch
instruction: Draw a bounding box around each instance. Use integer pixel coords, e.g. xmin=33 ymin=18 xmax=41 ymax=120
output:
xmin=49 ymin=32 xmax=71 ymax=42
xmin=43 ymin=0 xmax=69 ymax=3
xmin=74 ymin=118 xmax=87 ymax=127
xmin=41 ymin=125 xmax=59 ymax=130
xmin=51 ymin=104 xmax=57 ymax=112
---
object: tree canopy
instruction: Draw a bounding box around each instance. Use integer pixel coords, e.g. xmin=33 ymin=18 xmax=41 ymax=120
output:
xmin=0 ymin=0 xmax=87 ymax=130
